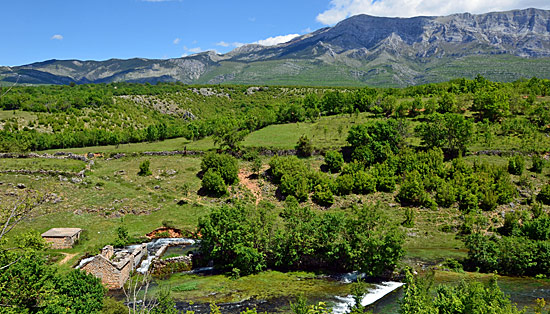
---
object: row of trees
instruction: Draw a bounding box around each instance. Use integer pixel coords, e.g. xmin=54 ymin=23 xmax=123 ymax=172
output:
xmin=198 ymin=201 xmax=404 ymax=276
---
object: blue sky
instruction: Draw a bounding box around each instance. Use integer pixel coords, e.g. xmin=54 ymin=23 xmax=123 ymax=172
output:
xmin=2 ymin=0 xmax=549 ymax=66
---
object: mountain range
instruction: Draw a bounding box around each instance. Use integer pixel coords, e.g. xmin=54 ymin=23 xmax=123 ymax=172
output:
xmin=1 ymin=8 xmax=550 ymax=87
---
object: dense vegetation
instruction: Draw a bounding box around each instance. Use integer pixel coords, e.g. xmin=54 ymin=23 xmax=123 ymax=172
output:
xmin=198 ymin=201 xmax=403 ymax=276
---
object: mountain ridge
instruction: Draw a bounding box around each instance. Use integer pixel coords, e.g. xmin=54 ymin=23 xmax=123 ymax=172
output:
xmin=2 ymin=8 xmax=550 ymax=87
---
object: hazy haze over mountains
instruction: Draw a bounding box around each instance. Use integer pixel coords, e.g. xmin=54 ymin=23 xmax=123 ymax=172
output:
xmin=1 ymin=8 xmax=550 ymax=87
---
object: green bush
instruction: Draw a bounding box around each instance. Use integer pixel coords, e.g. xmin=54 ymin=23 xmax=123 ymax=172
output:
xmin=435 ymin=182 xmax=457 ymax=208
xmin=495 ymin=175 xmax=517 ymax=204
xmin=507 ymin=155 xmax=525 ymax=175
xmin=201 ymin=152 xmax=239 ymax=185
xmin=296 ymin=135 xmax=313 ymax=157
xmin=201 ymin=169 xmax=227 ymax=196
xmin=479 ymin=189 xmax=498 ymax=211
xmin=537 ymin=184 xmax=550 ymax=205
xmin=312 ymin=184 xmax=334 ymax=207
xmin=268 ymin=156 xmax=309 ymax=183
xmin=531 ymin=155 xmax=545 ymax=174
xmin=353 ymin=171 xmax=376 ymax=195
xmin=396 ymin=172 xmax=428 ymax=207
xmin=280 ymin=174 xmax=309 ymax=202
xmin=335 ymin=174 xmax=355 ymax=196
xmin=324 ymin=150 xmax=344 ymax=173
xmin=138 ymin=160 xmax=152 ymax=176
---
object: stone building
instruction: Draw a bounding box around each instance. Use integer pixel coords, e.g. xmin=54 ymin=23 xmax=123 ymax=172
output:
xmin=80 ymin=244 xmax=147 ymax=289
xmin=41 ymin=228 xmax=82 ymax=249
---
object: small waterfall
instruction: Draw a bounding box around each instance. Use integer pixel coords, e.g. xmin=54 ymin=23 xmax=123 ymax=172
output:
xmin=332 ymin=281 xmax=404 ymax=314
xmin=75 ymin=256 xmax=95 ymax=269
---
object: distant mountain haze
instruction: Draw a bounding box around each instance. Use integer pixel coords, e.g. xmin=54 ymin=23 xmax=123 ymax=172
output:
xmin=2 ymin=8 xmax=549 ymax=86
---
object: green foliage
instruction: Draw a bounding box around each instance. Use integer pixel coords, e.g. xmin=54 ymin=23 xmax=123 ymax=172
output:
xmin=102 ymin=297 xmax=127 ymax=314
xmin=199 ymin=202 xmax=403 ymax=276
xmin=280 ymin=174 xmax=309 ymax=202
xmin=138 ymin=159 xmax=152 ymax=176
xmin=201 ymin=169 xmax=228 ymax=197
xmin=508 ymin=155 xmax=525 ymax=175
xmin=397 ymin=171 xmax=430 ymax=207
xmin=198 ymin=205 xmax=267 ymax=275
xmin=347 ymin=120 xmax=402 ymax=165
xmin=400 ymin=269 xmax=524 ymax=314
xmin=537 ymin=184 xmax=550 ymax=205
xmin=403 ymin=208 xmax=415 ymax=228
xmin=435 ymin=182 xmax=457 ymax=208
xmin=0 ymin=252 xmax=104 ymax=313
xmin=268 ymin=156 xmax=310 ymax=184
xmin=201 ymin=153 xmax=239 ymax=185
xmin=353 ymin=171 xmax=376 ymax=195
xmin=415 ymin=113 xmax=473 ymax=155
xmin=531 ymin=155 xmax=545 ymax=174
xmin=324 ymin=150 xmax=344 ymax=173
xmin=312 ymin=184 xmax=334 ymax=207
xmin=295 ymin=135 xmax=314 ymax=157
xmin=113 ymin=225 xmax=129 ymax=248
xmin=212 ymin=118 xmax=249 ymax=151
xmin=473 ymin=90 xmax=511 ymax=121
xmin=151 ymin=289 xmax=178 ymax=314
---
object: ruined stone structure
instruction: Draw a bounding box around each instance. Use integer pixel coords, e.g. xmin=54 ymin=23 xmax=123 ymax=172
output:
xmin=41 ymin=228 xmax=82 ymax=249
xmin=80 ymin=244 xmax=147 ymax=289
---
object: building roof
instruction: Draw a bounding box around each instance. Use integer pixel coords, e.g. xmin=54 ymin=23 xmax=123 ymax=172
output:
xmin=41 ymin=228 xmax=82 ymax=238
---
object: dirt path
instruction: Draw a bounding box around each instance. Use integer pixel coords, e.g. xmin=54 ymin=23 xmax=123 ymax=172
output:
xmin=238 ymin=169 xmax=263 ymax=206
xmin=59 ymin=253 xmax=77 ymax=265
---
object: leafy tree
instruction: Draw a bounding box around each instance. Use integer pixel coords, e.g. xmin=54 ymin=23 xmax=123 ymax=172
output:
xmin=201 ymin=169 xmax=227 ymax=196
xmin=201 ymin=153 xmax=239 ymax=185
xmin=473 ymin=90 xmax=511 ymax=121
xmin=415 ymin=113 xmax=473 ymax=156
xmin=138 ymin=160 xmax=152 ymax=176
xmin=212 ymin=118 xmax=249 ymax=151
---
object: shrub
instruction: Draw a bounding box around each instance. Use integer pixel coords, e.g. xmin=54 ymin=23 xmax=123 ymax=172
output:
xmin=353 ymin=171 xmax=376 ymax=195
xmin=201 ymin=153 xmax=239 ymax=185
xmin=508 ymin=155 xmax=525 ymax=175
xmin=324 ymin=150 xmax=344 ymax=173
xmin=396 ymin=172 xmax=428 ymax=206
xmin=268 ymin=156 xmax=309 ymax=183
xmin=435 ymin=182 xmax=457 ymax=208
xmin=280 ymin=174 xmax=309 ymax=202
xmin=537 ymin=184 xmax=550 ymax=205
xmin=458 ymin=192 xmax=479 ymax=213
xmin=296 ymin=135 xmax=313 ymax=157
xmin=138 ymin=160 xmax=152 ymax=176
xmin=312 ymin=184 xmax=334 ymax=207
xmin=495 ymin=176 xmax=517 ymax=204
xmin=479 ymin=189 xmax=498 ymax=211
xmin=531 ymin=155 xmax=545 ymax=174
xmin=201 ymin=169 xmax=227 ymax=196
xmin=335 ymin=174 xmax=355 ymax=196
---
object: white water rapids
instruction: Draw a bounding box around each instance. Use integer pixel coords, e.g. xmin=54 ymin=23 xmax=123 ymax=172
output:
xmin=332 ymin=281 xmax=404 ymax=314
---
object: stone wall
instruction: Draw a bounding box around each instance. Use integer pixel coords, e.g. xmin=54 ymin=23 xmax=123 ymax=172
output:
xmin=44 ymin=236 xmax=73 ymax=249
xmin=81 ymin=255 xmax=132 ymax=289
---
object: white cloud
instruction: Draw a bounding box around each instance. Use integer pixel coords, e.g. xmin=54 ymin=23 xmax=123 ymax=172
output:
xmin=188 ymin=47 xmax=202 ymax=53
xmin=316 ymin=0 xmax=550 ymax=24
xmin=51 ymin=34 xmax=63 ymax=40
xmin=173 ymin=38 xmax=180 ymax=45
xmin=216 ymin=41 xmax=245 ymax=48
xmin=254 ymin=34 xmax=300 ymax=46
